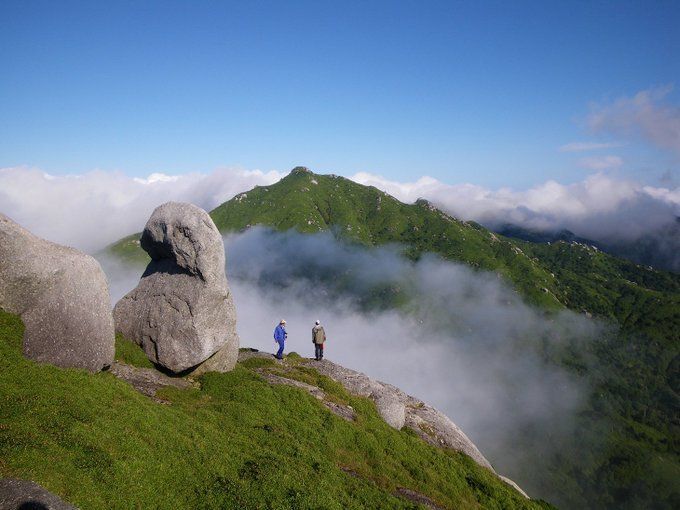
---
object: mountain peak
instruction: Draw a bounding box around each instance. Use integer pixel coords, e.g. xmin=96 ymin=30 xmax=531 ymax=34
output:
xmin=289 ymin=166 xmax=313 ymax=175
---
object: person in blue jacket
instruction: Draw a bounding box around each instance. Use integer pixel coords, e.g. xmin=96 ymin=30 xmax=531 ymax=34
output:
xmin=273 ymin=319 xmax=287 ymax=360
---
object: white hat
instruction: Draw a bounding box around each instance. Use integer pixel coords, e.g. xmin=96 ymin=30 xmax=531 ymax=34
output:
xmin=315 ymin=320 xmax=320 ymax=325
xmin=280 ymin=319 xmax=286 ymax=324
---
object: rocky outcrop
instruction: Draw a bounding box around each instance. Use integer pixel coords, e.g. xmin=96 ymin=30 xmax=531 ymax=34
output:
xmin=238 ymin=350 xmax=529 ymax=497
xmin=309 ymin=359 xmax=493 ymax=470
xmin=113 ymin=202 xmax=239 ymax=373
xmin=236 ymin=350 xmax=490 ymax=468
xmin=0 ymin=214 xmax=115 ymax=372
xmin=0 ymin=478 xmax=77 ymax=509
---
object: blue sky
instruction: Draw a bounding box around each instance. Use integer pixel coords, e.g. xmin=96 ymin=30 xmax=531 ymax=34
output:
xmin=1 ymin=0 xmax=679 ymax=188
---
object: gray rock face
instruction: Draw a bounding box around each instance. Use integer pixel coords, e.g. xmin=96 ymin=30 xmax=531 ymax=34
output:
xmin=0 ymin=214 xmax=115 ymax=372
xmin=190 ymin=340 xmax=240 ymax=376
xmin=113 ymin=202 xmax=239 ymax=373
xmin=0 ymin=478 xmax=77 ymax=509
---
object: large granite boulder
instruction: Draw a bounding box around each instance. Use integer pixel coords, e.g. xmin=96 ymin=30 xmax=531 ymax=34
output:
xmin=0 ymin=214 xmax=115 ymax=372
xmin=0 ymin=479 xmax=77 ymax=509
xmin=113 ymin=202 xmax=239 ymax=373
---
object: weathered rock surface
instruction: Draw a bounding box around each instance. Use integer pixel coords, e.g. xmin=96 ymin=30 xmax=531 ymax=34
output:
xmin=374 ymin=393 xmax=406 ymax=430
xmin=190 ymin=340 xmax=240 ymax=376
xmin=0 ymin=478 xmax=77 ymax=509
xmin=0 ymin=214 xmax=115 ymax=372
xmin=113 ymin=202 xmax=239 ymax=373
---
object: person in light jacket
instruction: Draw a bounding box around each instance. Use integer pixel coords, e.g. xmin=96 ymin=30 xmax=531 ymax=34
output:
xmin=312 ymin=320 xmax=326 ymax=361
xmin=273 ymin=319 xmax=287 ymax=360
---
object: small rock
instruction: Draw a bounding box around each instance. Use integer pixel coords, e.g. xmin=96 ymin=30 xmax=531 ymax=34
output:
xmin=109 ymin=361 xmax=193 ymax=402
xmin=0 ymin=478 xmax=77 ymax=509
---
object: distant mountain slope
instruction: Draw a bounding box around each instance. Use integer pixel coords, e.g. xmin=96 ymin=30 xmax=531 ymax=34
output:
xmin=498 ymin=220 xmax=680 ymax=274
xmin=209 ymin=168 xmax=680 ymax=325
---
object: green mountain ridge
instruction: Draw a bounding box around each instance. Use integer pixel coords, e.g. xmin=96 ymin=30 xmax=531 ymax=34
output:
xmin=106 ymin=167 xmax=680 ymax=508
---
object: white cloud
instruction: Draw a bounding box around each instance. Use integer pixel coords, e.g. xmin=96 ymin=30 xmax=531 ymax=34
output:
xmin=587 ymin=85 xmax=680 ymax=155
xmin=577 ymin=155 xmax=623 ymax=170
xmin=0 ymin=166 xmax=283 ymax=253
xmin=350 ymin=171 xmax=680 ymax=243
xmin=132 ymin=172 xmax=180 ymax=184
xmin=559 ymin=141 xmax=623 ymax=152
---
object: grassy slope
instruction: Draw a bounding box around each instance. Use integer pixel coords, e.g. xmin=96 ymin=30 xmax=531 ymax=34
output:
xmin=106 ymin=167 xmax=680 ymax=508
xmin=0 ymin=309 xmax=550 ymax=510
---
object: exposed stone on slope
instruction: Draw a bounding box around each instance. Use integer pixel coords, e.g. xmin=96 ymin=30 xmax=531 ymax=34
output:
xmin=109 ymin=361 xmax=193 ymax=403
xmin=374 ymin=393 xmax=406 ymax=430
xmin=394 ymin=487 xmax=447 ymax=510
xmin=309 ymin=359 xmax=493 ymax=470
xmin=0 ymin=213 xmax=114 ymax=372
xmin=113 ymin=202 xmax=239 ymax=373
xmin=235 ymin=350 xmax=529 ymax=498
xmin=257 ymin=370 xmax=356 ymax=422
xmin=0 ymin=478 xmax=77 ymax=509
xmin=238 ymin=350 xmax=357 ymax=421
xmin=500 ymin=475 xmax=529 ymax=499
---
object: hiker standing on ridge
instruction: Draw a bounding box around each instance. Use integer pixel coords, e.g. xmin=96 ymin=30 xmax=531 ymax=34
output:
xmin=312 ymin=320 xmax=326 ymax=361
xmin=273 ymin=319 xmax=287 ymax=360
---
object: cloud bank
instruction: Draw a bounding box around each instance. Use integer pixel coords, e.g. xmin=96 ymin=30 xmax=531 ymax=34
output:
xmin=352 ymin=171 xmax=680 ymax=245
xmin=0 ymin=166 xmax=283 ymax=253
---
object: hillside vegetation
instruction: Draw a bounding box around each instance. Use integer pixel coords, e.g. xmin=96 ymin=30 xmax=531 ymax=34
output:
xmin=0 ymin=308 xmax=550 ymax=509
xmin=107 ymin=167 xmax=680 ymax=509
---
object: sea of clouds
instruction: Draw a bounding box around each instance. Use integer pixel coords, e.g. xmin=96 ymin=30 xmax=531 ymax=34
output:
xmin=99 ymin=227 xmax=606 ymax=502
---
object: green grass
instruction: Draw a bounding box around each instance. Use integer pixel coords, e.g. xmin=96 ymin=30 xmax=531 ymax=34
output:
xmin=114 ymin=333 xmax=154 ymax=368
xmin=0 ymin=308 xmax=549 ymax=509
